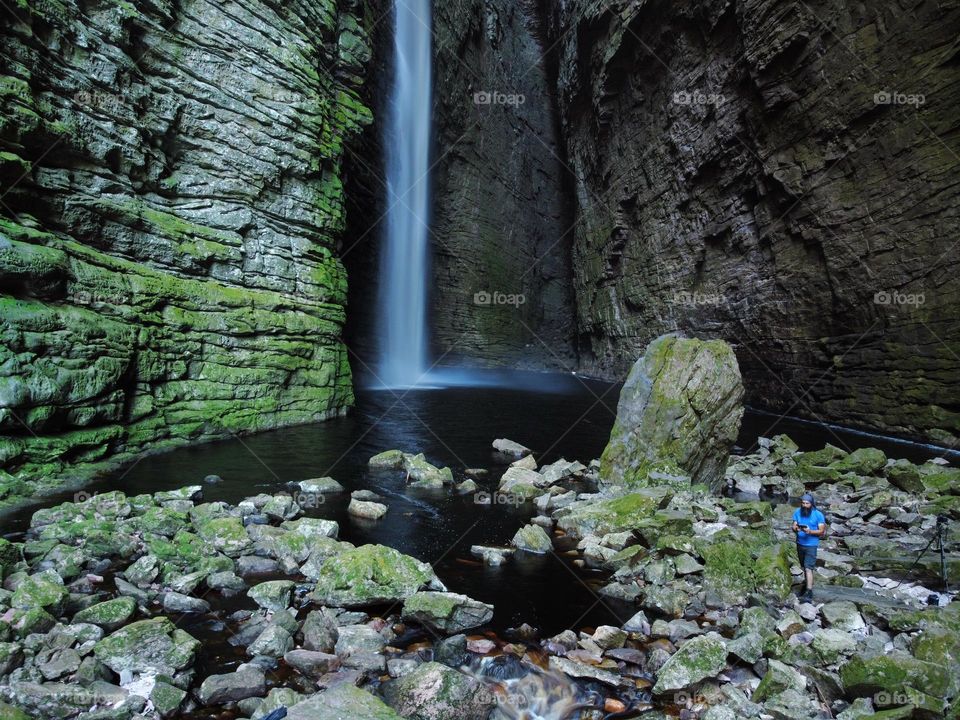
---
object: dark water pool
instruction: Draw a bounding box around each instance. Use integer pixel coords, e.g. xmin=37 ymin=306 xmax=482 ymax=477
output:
xmin=11 ymin=370 xmax=955 ymax=636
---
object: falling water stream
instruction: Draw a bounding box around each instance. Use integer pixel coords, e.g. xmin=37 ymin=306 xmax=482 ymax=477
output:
xmin=378 ymin=0 xmax=433 ymax=388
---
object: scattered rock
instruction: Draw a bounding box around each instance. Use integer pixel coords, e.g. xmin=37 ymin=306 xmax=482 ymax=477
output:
xmin=402 ymin=591 xmax=494 ymax=634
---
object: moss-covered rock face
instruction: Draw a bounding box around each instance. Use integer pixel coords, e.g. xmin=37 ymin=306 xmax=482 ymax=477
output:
xmin=311 ymin=544 xmax=442 ymax=607
xmin=600 ymin=335 xmax=744 ymax=491
xmin=0 ymin=0 xmax=374 ymax=506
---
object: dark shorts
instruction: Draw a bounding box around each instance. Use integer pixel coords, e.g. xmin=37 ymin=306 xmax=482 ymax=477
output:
xmin=797 ymin=544 xmax=818 ymax=569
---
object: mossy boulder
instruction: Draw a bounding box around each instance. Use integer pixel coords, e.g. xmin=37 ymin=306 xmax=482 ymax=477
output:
xmin=886 ymin=459 xmax=925 ymax=493
xmin=72 ymin=596 xmax=136 ymax=630
xmin=287 ymin=683 xmax=402 ymax=720
xmin=600 ymin=335 xmax=744 ymax=491
xmin=311 ymin=545 xmax=442 ymax=607
xmin=511 ymin=524 xmax=552 ymax=554
xmin=840 ymin=652 xmax=954 ymax=699
xmin=831 ymin=447 xmax=887 ymax=475
xmin=652 ymin=632 xmax=727 ymax=693
xmin=382 ymin=661 xmax=490 ymax=720
xmin=0 ymin=540 xmax=20 ymax=580
xmin=248 ymin=580 xmax=295 ymax=611
xmin=701 ymin=539 xmax=792 ymax=604
xmin=11 ymin=570 xmax=67 ymax=615
xmin=93 ymin=617 xmax=199 ymax=675
xmin=402 ymin=592 xmax=494 ymax=634
xmin=194 ymin=517 xmax=251 ymax=558
xmin=556 ymin=491 xmax=665 ymax=537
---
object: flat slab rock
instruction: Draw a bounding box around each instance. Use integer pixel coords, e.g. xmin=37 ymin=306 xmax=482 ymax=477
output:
xmin=286 ymin=683 xmax=402 ymax=720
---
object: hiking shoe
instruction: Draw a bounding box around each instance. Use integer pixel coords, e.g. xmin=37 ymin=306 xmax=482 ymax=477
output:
xmin=800 ymin=590 xmax=814 ymax=603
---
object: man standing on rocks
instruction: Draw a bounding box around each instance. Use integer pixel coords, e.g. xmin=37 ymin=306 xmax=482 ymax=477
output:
xmin=792 ymin=493 xmax=826 ymax=602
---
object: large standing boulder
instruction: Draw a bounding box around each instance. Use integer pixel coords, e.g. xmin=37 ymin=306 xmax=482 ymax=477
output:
xmin=600 ymin=335 xmax=744 ymax=490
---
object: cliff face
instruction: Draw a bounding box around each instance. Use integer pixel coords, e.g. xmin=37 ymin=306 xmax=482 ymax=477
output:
xmin=430 ymin=0 xmax=576 ymax=370
xmin=0 ymin=0 xmax=374 ymax=498
xmin=542 ymin=0 xmax=960 ymax=444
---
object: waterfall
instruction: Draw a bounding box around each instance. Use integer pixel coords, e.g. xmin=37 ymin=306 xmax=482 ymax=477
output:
xmin=377 ymin=0 xmax=432 ymax=388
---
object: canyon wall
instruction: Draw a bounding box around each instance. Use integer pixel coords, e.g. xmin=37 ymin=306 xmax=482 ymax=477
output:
xmin=0 ymin=0 xmax=374 ymax=501
xmin=543 ymin=0 xmax=960 ymax=445
xmin=430 ymin=0 xmax=576 ymax=371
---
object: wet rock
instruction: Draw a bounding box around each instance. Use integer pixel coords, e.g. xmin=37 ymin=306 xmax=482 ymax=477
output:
xmin=248 ymin=624 xmax=294 ymax=658
xmin=550 ymin=655 xmax=624 ymax=686
xmin=237 ymin=556 xmax=281 ymax=577
xmin=511 ymin=524 xmax=552 ymax=554
xmin=434 ymin=634 xmax=469 ymax=667
xmin=299 ymin=477 xmax=345 ymax=495
xmin=623 ymin=610 xmax=651 ymax=635
xmin=197 ymin=663 xmax=267 ymax=705
xmin=248 ymin=580 xmax=295 ymax=611
xmin=369 ymin=450 xmax=407 ymax=469
xmin=284 ymin=649 xmax=340 ymax=677
xmin=492 ymin=439 xmax=531 ymax=457
xmin=403 ymin=454 xmax=455 ymax=486
xmin=11 ymin=570 xmax=67 ymax=616
xmin=811 ymin=628 xmax=857 ymax=664
xmin=0 ymin=680 xmax=127 ymax=719
xmin=302 ymin=608 xmax=339 ymax=653
xmin=383 ymin=661 xmax=492 ymax=719
xmin=651 ymin=632 xmax=727 ymax=693
xmin=402 ymin=591 xmax=494 ymax=634
xmin=753 ymin=659 xmax=808 ymax=702
xmin=510 ymin=454 xmax=538 ymax=471
xmin=348 ymin=498 xmax=388 ymax=520
xmin=312 ymin=545 xmax=443 ymax=607
xmin=840 ymin=652 xmax=953 ymax=700
xmin=72 ymin=597 xmax=136 ymax=631
xmin=162 ymin=592 xmax=210 ymax=614
xmin=287 ymin=683 xmax=402 ymax=720
xmin=151 ymin=680 xmax=187 ymax=717
xmin=820 ymin=601 xmax=866 ymax=633
xmin=93 ymin=617 xmax=199 ymax=675
xmin=334 ymin=624 xmax=386 ymax=673
xmin=194 ymin=517 xmax=252 ymax=558
xmin=600 ymin=335 xmax=744 ymax=491
xmin=207 ymin=571 xmax=246 ymax=592
xmin=591 ymin=625 xmax=627 ymax=650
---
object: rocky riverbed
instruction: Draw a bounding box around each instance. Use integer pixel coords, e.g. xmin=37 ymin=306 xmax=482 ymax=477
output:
xmin=0 ymin=427 xmax=956 ymax=720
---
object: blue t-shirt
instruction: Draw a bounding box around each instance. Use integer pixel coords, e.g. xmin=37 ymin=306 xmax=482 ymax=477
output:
xmin=793 ymin=508 xmax=826 ymax=547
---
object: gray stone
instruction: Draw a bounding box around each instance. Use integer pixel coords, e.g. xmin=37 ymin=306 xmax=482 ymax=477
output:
xmin=600 ymin=335 xmax=744 ymax=491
